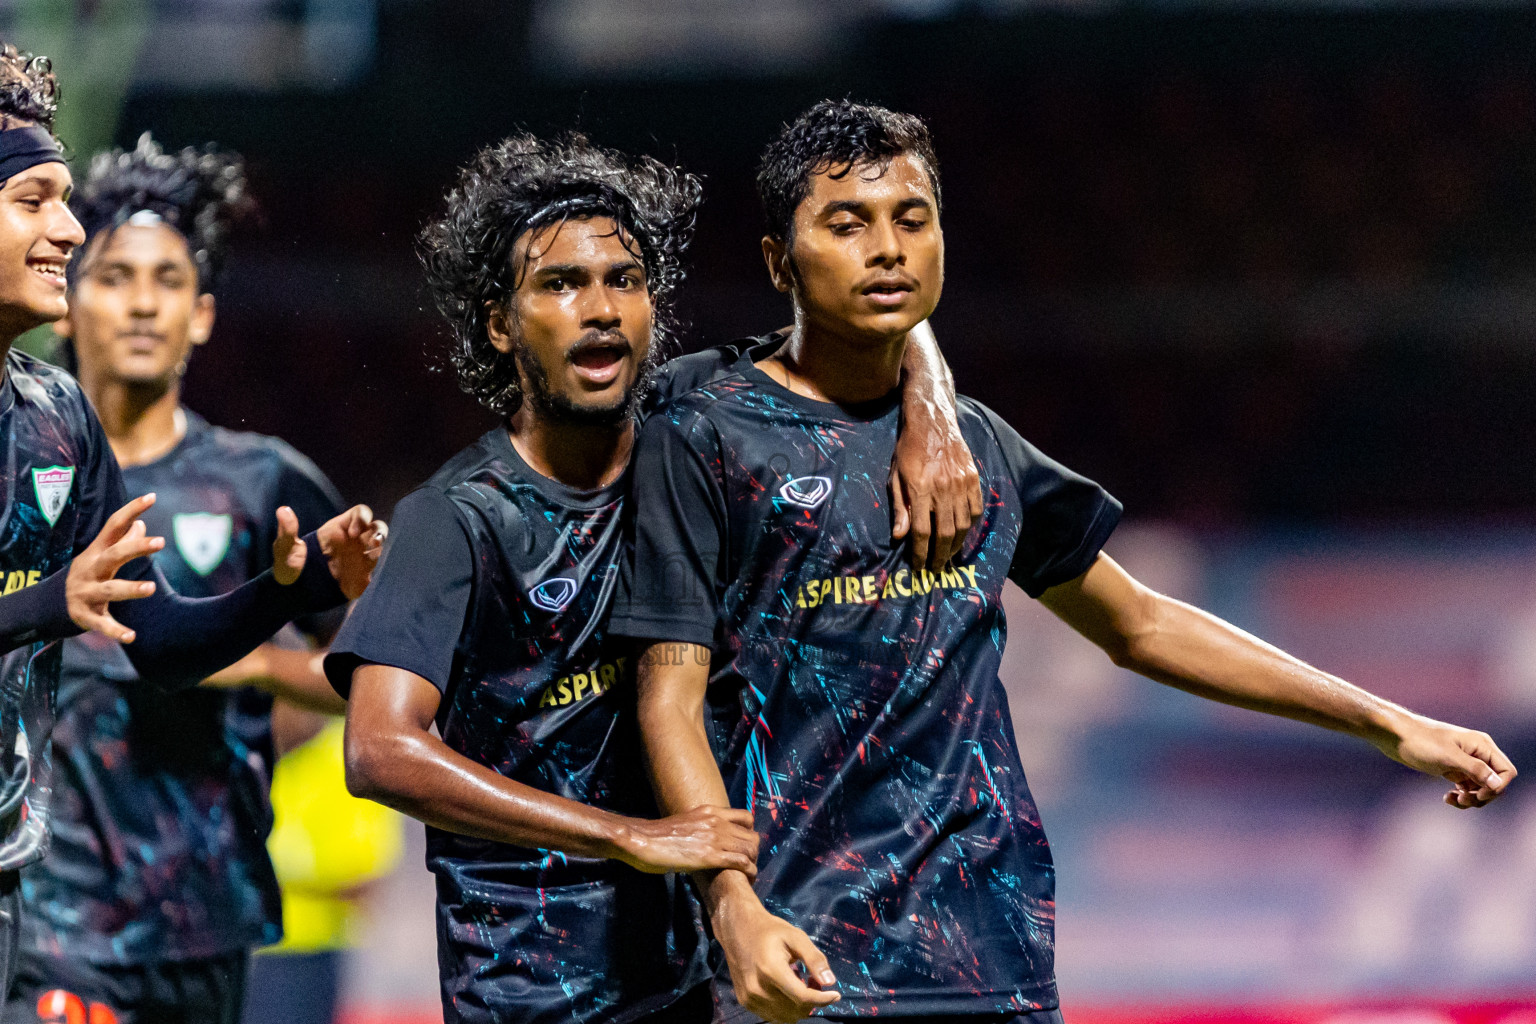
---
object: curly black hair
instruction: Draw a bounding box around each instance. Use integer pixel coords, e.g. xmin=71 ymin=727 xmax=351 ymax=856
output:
xmin=418 ymin=131 xmax=702 ymax=415
xmin=0 ymin=42 xmax=58 ymax=133
xmin=757 ymin=99 xmax=940 ymax=244
xmin=71 ymin=133 xmax=255 ymax=293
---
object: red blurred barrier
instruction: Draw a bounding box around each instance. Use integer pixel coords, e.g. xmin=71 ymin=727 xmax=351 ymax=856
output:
xmin=338 ymin=999 xmax=1536 ymax=1024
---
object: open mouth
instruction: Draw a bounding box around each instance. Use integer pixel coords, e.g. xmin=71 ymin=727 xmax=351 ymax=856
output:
xmin=569 ymin=339 xmax=631 ymax=384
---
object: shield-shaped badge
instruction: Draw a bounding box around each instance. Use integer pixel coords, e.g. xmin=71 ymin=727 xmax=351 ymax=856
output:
xmin=31 ymin=465 xmax=74 ymax=527
xmin=173 ymin=513 xmax=234 ymax=576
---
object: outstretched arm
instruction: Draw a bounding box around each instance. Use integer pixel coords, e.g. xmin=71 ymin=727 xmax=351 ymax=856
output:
xmin=113 ymin=504 xmax=384 ymax=692
xmin=1039 ymin=553 xmax=1517 ymax=808
xmin=343 ymin=661 xmax=759 ymax=874
xmin=637 ymin=641 xmax=839 ymax=1024
xmin=892 ymin=320 xmax=982 ymax=570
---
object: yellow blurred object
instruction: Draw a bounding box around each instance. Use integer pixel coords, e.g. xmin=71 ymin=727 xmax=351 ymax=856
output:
xmin=262 ymin=719 xmax=404 ymax=954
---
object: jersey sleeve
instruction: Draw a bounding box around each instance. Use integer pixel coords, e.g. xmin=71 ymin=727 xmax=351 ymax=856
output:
xmin=270 ymin=444 xmax=347 ymax=537
xmin=976 ymin=404 xmax=1123 ymax=598
xmin=72 ymin=397 xmax=130 ymax=557
xmin=0 ymin=397 xmax=129 ymax=653
xmin=608 ymin=409 xmax=726 ymax=648
xmin=640 ymin=343 xmax=745 ymax=419
xmin=322 ymin=487 xmax=474 ymax=699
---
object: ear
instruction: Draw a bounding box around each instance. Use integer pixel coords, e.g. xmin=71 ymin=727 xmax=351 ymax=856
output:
xmin=51 ymin=310 xmax=73 ymax=339
xmin=189 ymin=293 xmax=215 ymax=347
xmin=761 ymin=235 xmax=793 ymax=294
xmin=484 ymin=301 xmax=516 ymax=355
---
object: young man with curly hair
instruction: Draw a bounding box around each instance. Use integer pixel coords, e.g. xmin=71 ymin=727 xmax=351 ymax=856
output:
xmin=328 ymin=130 xmax=979 ymax=1024
xmin=0 ymin=45 xmax=384 ymax=997
xmin=615 ymin=99 xmax=1518 ymax=1024
xmin=1 ymin=134 xmax=356 ymax=1024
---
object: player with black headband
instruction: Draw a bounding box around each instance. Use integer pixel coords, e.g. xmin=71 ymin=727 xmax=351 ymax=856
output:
xmin=614 ymin=99 xmax=1518 ymax=1024
xmin=2 ymin=134 xmax=356 ymax=1024
xmin=0 ymin=46 xmax=383 ymax=996
xmin=327 ymin=130 xmax=979 ymax=1024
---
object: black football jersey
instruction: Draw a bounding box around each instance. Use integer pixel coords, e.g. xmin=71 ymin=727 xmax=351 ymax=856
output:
xmin=21 ymin=410 xmax=343 ymax=964
xmin=611 ymin=344 xmax=1122 ymax=1016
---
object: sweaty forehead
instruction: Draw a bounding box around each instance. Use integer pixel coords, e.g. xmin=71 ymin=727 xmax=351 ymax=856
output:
xmin=803 ymin=152 xmax=936 ymax=212
xmin=515 ymin=215 xmax=639 ymax=270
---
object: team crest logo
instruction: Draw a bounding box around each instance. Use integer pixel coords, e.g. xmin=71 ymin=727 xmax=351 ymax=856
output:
xmin=173 ymin=513 xmax=234 ymax=576
xmin=778 ymin=475 xmax=833 ymax=510
xmin=30 ymin=466 xmax=73 ymax=527
xmin=530 ymin=576 xmax=579 ymax=612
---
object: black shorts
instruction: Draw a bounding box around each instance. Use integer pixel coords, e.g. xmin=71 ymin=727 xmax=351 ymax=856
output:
xmin=712 ymin=977 xmax=1066 ymax=1024
xmin=639 ymin=984 xmax=713 ymax=1024
xmin=3 ymin=948 xmax=247 ymax=1024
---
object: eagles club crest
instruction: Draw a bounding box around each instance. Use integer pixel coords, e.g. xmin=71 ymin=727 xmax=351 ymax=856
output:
xmin=30 ymin=465 xmax=73 ymax=527
xmin=173 ymin=513 xmax=234 ymax=576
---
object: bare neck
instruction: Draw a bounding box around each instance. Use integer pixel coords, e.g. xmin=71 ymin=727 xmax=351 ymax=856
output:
xmin=507 ymin=404 xmax=634 ymax=491
xmin=84 ymin=373 xmax=186 ymax=468
xmin=771 ymin=312 xmax=908 ymax=406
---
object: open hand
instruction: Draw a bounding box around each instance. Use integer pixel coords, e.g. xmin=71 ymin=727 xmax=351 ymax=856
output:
xmin=615 ymin=804 xmax=761 ymax=879
xmin=1376 ymin=712 xmax=1517 ymax=808
xmin=713 ymin=890 xmax=840 ymax=1023
xmin=66 ymin=494 xmax=162 ymax=643
xmin=272 ymin=505 xmax=386 ymax=599
xmin=891 ymin=409 xmax=981 ymax=570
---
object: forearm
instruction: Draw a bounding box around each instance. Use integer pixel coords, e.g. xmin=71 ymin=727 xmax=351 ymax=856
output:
xmin=1124 ymin=594 xmax=1408 ymax=745
xmin=249 ymin=645 xmax=347 ymax=714
xmin=899 ymin=319 xmax=957 ymax=420
xmin=119 ymin=533 xmax=345 ymax=691
xmin=636 ymin=641 xmax=751 ymax=913
xmin=346 ymin=722 xmax=636 ymax=858
xmin=0 ymin=568 xmax=78 ymax=654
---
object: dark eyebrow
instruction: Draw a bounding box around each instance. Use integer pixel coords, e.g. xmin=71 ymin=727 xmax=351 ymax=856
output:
xmin=819 ymin=200 xmax=869 ymax=218
xmin=532 ymin=260 xmax=643 ymax=278
xmin=6 ymin=174 xmax=61 ymax=195
xmin=530 ymin=263 xmax=589 ymax=278
xmin=818 ymin=196 xmax=933 ymax=218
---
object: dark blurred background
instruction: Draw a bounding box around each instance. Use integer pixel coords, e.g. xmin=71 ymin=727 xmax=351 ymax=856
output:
xmin=7 ymin=2 xmax=1536 ymax=1020
xmin=71 ymin=1 xmax=1536 ymax=527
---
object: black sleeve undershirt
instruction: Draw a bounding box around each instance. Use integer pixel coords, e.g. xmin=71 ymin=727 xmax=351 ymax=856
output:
xmin=0 ymin=406 xmax=347 ymax=683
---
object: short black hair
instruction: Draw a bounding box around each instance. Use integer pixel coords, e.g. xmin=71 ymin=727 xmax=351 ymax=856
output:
xmin=418 ymin=131 xmax=702 ymax=416
xmin=0 ymin=42 xmax=58 ymax=133
xmin=72 ymin=133 xmax=254 ymax=293
xmin=757 ymin=99 xmax=941 ymax=244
